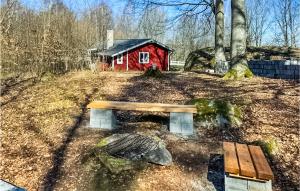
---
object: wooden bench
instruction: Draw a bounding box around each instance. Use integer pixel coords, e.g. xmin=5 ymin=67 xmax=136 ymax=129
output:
xmin=223 ymin=142 xmax=274 ymax=191
xmin=87 ymin=101 xmax=197 ymax=135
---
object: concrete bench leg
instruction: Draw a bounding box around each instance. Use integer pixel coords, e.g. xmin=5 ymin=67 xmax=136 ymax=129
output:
xmin=169 ymin=112 xmax=193 ymax=135
xmin=225 ymin=174 xmax=272 ymax=191
xmin=90 ymin=109 xmax=115 ymax=129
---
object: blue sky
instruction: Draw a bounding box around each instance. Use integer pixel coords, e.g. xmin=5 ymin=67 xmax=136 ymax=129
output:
xmin=19 ymin=0 xmax=231 ymax=20
xmin=17 ymin=0 xmax=299 ymax=46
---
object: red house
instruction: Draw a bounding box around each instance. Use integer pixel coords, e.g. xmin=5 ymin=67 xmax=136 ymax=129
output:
xmin=89 ymin=30 xmax=173 ymax=71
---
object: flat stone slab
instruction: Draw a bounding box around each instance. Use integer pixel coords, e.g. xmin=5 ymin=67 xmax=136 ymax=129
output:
xmin=96 ymin=133 xmax=173 ymax=166
xmin=0 ymin=179 xmax=26 ymax=191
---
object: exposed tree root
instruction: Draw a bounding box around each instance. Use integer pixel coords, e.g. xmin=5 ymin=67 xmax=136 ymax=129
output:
xmin=223 ymin=64 xmax=253 ymax=80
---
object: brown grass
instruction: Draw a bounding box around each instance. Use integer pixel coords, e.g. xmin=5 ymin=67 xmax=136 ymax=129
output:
xmin=1 ymin=71 xmax=299 ymax=191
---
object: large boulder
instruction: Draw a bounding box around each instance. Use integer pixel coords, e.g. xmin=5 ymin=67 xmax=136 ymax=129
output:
xmin=95 ymin=152 xmax=135 ymax=174
xmin=186 ymin=98 xmax=242 ymax=128
xmin=184 ymin=49 xmax=215 ymax=71
xmin=96 ymin=133 xmax=172 ymax=166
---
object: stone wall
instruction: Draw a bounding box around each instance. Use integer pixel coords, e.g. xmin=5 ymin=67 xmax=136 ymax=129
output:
xmin=248 ymin=60 xmax=300 ymax=79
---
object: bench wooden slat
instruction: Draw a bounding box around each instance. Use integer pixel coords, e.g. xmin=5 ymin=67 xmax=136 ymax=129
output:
xmin=223 ymin=142 xmax=239 ymax=175
xmin=248 ymin=145 xmax=274 ymax=180
xmin=87 ymin=101 xmax=198 ymax=113
xmin=236 ymin=143 xmax=256 ymax=178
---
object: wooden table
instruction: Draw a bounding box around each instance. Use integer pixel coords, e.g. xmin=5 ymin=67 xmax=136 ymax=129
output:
xmin=223 ymin=142 xmax=274 ymax=191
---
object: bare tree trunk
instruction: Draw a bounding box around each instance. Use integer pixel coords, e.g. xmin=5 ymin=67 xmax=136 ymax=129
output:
xmin=224 ymin=0 xmax=253 ymax=79
xmin=230 ymin=0 xmax=247 ymax=66
xmin=215 ymin=0 xmax=226 ymax=62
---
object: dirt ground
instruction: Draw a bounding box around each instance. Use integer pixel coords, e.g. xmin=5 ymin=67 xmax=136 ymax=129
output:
xmin=1 ymin=71 xmax=299 ymax=191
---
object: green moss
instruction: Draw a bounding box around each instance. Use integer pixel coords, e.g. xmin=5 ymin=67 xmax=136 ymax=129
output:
xmin=210 ymin=57 xmax=216 ymax=68
xmin=234 ymin=106 xmax=241 ymax=119
xmin=244 ymin=68 xmax=254 ymax=78
xmin=186 ymin=98 xmax=216 ymax=121
xmin=186 ymin=98 xmax=242 ymax=126
xmin=223 ymin=66 xmax=253 ymax=80
xmin=252 ymin=138 xmax=280 ymax=156
xmin=264 ymin=138 xmax=279 ymax=155
xmin=97 ymin=152 xmax=134 ymax=174
xmin=96 ymin=138 xmax=109 ymax=148
xmin=223 ymin=69 xmax=238 ymax=80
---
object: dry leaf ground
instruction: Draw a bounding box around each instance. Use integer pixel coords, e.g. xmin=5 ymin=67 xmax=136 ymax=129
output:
xmin=1 ymin=71 xmax=299 ymax=191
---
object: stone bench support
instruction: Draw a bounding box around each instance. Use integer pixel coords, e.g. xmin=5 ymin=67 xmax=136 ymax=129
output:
xmin=89 ymin=109 xmax=194 ymax=135
xmin=225 ymin=174 xmax=272 ymax=191
xmin=90 ymin=109 xmax=115 ymax=129
xmin=88 ymin=101 xmax=197 ymax=135
xmin=169 ymin=112 xmax=193 ymax=135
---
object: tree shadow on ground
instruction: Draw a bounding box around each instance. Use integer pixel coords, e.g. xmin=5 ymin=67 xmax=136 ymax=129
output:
xmin=79 ymin=145 xmax=148 ymax=191
xmin=1 ymin=77 xmax=39 ymax=106
xmin=104 ymin=71 xmax=299 ymax=190
xmin=41 ymin=88 xmax=98 ymax=191
xmin=207 ymin=154 xmax=224 ymax=191
xmin=0 ymin=76 xmax=35 ymax=96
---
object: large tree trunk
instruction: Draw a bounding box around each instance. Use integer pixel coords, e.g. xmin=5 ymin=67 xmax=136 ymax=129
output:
xmin=224 ymin=0 xmax=253 ymax=80
xmin=215 ymin=0 xmax=226 ymax=62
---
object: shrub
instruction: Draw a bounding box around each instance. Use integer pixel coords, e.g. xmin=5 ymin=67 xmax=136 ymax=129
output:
xmin=252 ymin=138 xmax=280 ymax=156
xmin=143 ymin=67 xmax=163 ymax=78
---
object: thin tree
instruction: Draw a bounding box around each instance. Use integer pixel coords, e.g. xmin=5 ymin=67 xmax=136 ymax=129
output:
xmin=138 ymin=6 xmax=167 ymax=42
xmin=273 ymin=0 xmax=299 ymax=47
xmin=245 ymin=0 xmax=269 ymax=47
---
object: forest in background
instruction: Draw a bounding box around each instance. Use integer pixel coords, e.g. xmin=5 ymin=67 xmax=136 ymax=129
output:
xmin=0 ymin=0 xmax=299 ymax=77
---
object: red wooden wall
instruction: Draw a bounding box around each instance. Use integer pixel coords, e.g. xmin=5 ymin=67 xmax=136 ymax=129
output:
xmin=112 ymin=43 xmax=169 ymax=71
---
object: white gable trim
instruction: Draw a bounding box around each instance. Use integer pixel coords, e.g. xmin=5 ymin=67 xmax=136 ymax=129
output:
xmin=126 ymin=51 xmax=129 ymax=71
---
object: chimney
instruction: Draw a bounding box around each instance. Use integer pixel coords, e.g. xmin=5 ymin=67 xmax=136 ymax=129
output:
xmin=107 ymin=30 xmax=114 ymax=49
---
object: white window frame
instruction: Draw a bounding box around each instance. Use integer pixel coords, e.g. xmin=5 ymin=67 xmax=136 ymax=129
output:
xmin=117 ymin=54 xmax=123 ymax=64
xmin=139 ymin=52 xmax=149 ymax=64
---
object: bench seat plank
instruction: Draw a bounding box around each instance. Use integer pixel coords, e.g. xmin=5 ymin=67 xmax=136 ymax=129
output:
xmin=236 ymin=143 xmax=256 ymax=178
xmin=223 ymin=142 xmax=239 ymax=175
xmin=87 ymin=101 xmax=197 ymax=113
xmin=248 ymin=145 xmax=274 ymax=180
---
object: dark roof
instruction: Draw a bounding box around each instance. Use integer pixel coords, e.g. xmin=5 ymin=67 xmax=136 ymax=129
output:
xmin=90 ymin=39 xmax=173 ymax=56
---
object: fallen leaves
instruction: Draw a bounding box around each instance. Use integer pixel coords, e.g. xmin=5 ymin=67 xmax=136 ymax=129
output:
xmin=1 ymin=71 xmax=299 ymax=191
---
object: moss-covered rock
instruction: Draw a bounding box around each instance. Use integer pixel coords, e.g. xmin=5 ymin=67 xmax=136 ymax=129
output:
xmin=96 ymin=152 xmax=135 ymax=174
xmin=223 ymin=64 xmax=253 ymax=80
xmin=95 ymin=133 xmax=172 ymax=167
xmin=96 ymin=138 xmax=109 ymax=148
xmin=186 ymin=98 xmax=242 ymax=127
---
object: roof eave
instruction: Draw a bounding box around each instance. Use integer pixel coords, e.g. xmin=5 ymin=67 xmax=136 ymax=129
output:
xmin=111 ymin=39 xmax=152 ymax=57
xmin=111 ymin=39 xmax=174 ymax=57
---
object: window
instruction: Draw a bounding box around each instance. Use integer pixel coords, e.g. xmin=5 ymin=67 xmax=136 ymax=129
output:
xmin=139 ymin=52 xmax=149 ymax=64
xmin=117 ymin=54 xmax=123 ymax=64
